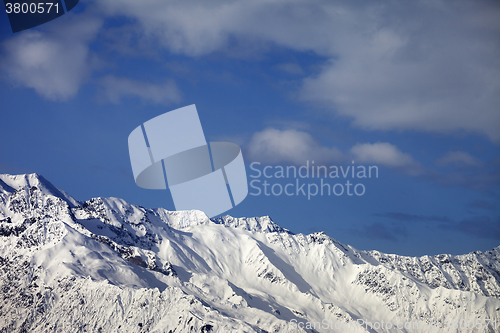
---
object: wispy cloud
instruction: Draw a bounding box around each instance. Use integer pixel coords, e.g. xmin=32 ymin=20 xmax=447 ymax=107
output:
xmin=430 ymin=157 xmax=500 ymax=192
xmin=98 ymin=75 xmax=181 ymax=105
xmin=374 ymin=212 xmax=452 ymax=223
xmin=435 ymin=151 xmax=482 ymax=168
xmin=353 ymin=222 xmax=408 ymax=242
xmin=468 ymin=200 xmax=496 ymax=211
xmin=274 ymin=62 xmax=304 ymax=75
xmin=440 ymin=216 xmax=500 ymax=240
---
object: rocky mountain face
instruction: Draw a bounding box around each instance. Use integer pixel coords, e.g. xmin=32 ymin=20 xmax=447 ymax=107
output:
xmin=0 ymin=173 xmax=499 ymax=332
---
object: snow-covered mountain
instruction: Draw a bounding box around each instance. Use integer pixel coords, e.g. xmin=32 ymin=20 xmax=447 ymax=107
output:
xmin=0 ymin=173 xmax=499 ymax=332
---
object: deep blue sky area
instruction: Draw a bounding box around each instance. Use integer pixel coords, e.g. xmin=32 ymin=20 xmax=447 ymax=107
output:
xmin=0 ymin=0 xmax=499 ymax=256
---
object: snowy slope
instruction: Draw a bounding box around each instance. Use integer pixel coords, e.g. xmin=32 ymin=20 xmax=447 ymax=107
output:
xmin=0 ymin=173 xmax=79 ymax=209
xmin=0 ymin=173 xmax=499 ymax=333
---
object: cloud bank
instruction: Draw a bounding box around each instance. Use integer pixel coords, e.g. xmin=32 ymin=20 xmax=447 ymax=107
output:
xmin=94 ymin=0 xmax=500 ymax=142
xmin=1 ymin=0 xmax=498 ymax=142
xmin=245 ymin=127 xmax=500 ymax=193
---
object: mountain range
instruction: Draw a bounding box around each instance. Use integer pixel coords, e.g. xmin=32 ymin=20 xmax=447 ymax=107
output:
xmin=0 ymin=173 xmax=499 ymax=332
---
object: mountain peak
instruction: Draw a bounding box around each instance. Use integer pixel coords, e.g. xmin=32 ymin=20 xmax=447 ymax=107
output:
xmin=211 ymin=214 xmax=291 ymax=234
xmin=1 ymin=173 xmax=500 ymax=333
xmin=0 ymin=173 xmax=79 ymax=207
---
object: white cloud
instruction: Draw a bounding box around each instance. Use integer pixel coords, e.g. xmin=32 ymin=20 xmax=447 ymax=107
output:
xmin=246 ymin=128 xmax=424 ymax=176
xmin=96 ymin=0 xmax=337 ymax=56
xmin=2 ymin=0 xmax=498 ymax=143
xmin=94 ymin=0 xmax=500 ymax=142
xmin=245 ymin=128 xmax=344 ymax=165
xmin=1 ymin=14 xmax=102 ymax=100
xmin=274 ymin=62 xmax=304 ymax=75
xmin=245 ymin=128 xmax=500 ymax=191
xmin=298 ymin=2 xmax=500 ymax=142
xmin=98 ymin=75 xmax=181 ymax=105
xmin=435 ymin=151 xmax=482 ymax=168
xmin=350 ymin=142 xmax=424 ymax=176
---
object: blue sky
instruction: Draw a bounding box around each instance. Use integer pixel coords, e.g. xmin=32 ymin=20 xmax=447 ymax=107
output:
xmin=0 ymin=0 xmax=499 ymax=256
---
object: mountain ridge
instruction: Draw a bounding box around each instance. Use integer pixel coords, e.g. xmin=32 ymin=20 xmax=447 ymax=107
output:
xmin=1 ymin=173 xmax=499 ymax=332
